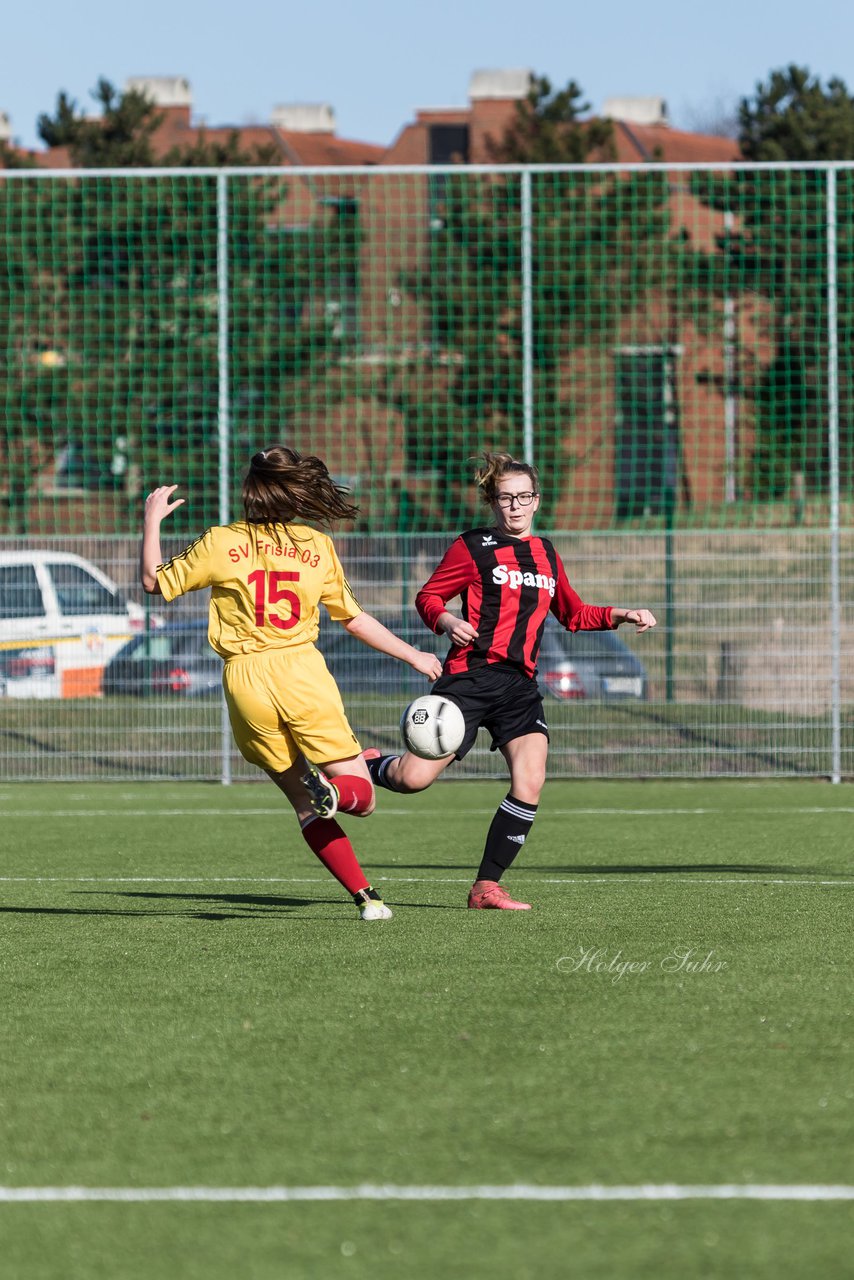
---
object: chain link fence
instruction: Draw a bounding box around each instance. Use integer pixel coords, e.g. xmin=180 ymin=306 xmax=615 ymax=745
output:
xmin=1 ymin=164 xmax=851 ymax=780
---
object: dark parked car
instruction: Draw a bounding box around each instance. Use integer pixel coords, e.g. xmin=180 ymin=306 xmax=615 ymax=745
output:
xmin=316 ymin=612 xmax=442 ymax=696
xmin=104 ymin=613 xmax=429 ymax=700
xmin=319 ymin=610 xmax=647 ymax=702
xmin=102 ymin=620 xmax=221 ymax=697
xmin=103 ymin=611 xmax=648 ymax=703
xmin=536 ymin=615 xmax=649 ymax=701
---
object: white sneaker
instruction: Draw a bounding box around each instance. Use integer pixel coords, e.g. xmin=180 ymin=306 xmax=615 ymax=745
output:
xmin=302 ymin=763 xmax=339 ymax=819
xmin=359 ymin=900 xmax=393 ymax=921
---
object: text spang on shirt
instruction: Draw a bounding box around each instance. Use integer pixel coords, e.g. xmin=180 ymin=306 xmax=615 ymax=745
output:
xmin=491 ymin=564 xmax=557 ymax=597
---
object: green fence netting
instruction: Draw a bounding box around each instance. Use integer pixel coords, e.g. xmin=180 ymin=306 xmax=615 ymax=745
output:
xmin=0 ymin=164 xmax=851 ymax=781
xmin=1 ymin=165 xmax=852 ymax=536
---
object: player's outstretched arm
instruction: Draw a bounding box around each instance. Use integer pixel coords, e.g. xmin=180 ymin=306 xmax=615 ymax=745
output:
xmin=342 ymin=612 xmax=443 ymax=681
xmin=140 ymin=485 xmax=184 ymax=594
xmin=610 ymin=608 xmax=657 ymax=633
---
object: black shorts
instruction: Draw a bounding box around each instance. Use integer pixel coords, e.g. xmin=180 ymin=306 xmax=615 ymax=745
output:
xmin=432 ymin=664 xmax=549 ymax=760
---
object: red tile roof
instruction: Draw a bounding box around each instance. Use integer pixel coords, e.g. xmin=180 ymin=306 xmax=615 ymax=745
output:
xmin=2 ymin=93 xmax=740 ymax=171
xmin=6 ymin=104 xmax=385 ymax=170
xmin=273 ymin=131 xmax=384 ymax=166
xmin=149 ymin=108 xmax=384 ymax=166
xmin=611 ymin=120 xmax=740 ymax=164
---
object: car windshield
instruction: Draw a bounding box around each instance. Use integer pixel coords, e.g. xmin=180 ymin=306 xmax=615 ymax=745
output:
xmin=51 ymin=563 xmax=127 ymax=615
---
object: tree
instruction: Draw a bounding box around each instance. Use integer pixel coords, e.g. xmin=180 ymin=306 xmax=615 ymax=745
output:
xmin=36 ymin=78 xmax=279 ymax=169
xmin=485 ymin=76 xmax=614 ymax=164
xmin=391 ymin=79 xmax=691 ymax=527
xmin=694 ymin=66 xmax=854 ymax=501
xmin=163 ymin=129 xmax=278 ymax=168
xmin=37 ymin=79 xmax=164 ymax=167
xmin=0 ymin=142 xmax=37 ymax=170
xmin=0 ymin=81 xmax=345 ymax=531
xmin=738 ymin=65 xmax=854 ymax=162
xmin=682 ymin=95 xmax=740 ymax=140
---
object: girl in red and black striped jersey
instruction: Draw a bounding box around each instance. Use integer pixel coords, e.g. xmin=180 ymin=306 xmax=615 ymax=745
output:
xmin=366 ymin=452 xmax=656 ymax=911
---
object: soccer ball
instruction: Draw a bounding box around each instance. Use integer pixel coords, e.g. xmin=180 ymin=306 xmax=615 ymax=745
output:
xmin=400 ymin=694 xmax=466 ymax=760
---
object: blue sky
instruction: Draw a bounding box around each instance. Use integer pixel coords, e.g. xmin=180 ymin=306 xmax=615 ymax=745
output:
xmin=3 ymin=0 xmax=854 ymax=151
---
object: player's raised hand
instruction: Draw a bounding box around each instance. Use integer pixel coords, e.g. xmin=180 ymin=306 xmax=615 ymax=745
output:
xmin=620 ymin=608 xmax=657 ymax=633
xmin=145 ymin=485 xmax=185 ymax=524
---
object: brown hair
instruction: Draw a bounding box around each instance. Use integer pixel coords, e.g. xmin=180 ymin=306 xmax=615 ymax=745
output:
xmin=474 ymin=451 xmax=539 ymax=506
xmin=242 ymin=446 xmax=359 ymax=528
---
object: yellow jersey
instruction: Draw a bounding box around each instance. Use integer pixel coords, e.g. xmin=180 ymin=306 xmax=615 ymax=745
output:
xmin=156 ymin=522 xmax=362 ymax=659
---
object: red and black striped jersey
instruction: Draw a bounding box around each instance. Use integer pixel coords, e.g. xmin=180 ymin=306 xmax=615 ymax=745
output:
xmin=415 ymin=528 xmax=614 ymax=679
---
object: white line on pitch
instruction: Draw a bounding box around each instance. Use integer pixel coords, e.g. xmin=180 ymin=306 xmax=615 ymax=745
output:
xmin=0 ymin=875 xmax=851 ymax=888
xmin=1 ymin=807 xmax=854 ymax=819
xmin=0 ymin=1183 xmax=852 ymax=1203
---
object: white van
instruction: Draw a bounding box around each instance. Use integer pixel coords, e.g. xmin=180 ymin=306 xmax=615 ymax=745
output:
xmin=0 ymin=551 xmax=146 ymax=698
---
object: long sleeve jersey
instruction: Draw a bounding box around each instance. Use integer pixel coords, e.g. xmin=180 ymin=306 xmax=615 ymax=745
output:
xmin=415 ymin=527 xmax=614 ymax=679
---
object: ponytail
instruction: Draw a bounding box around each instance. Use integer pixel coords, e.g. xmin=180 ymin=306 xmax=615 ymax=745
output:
xmin=242 ymin=446 xmax=359 ymax=527
xmin=474 ymin=451 xmax=539 ymax=506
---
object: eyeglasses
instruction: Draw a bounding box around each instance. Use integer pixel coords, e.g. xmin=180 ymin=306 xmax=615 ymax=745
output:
xmin=494 ymin=491 xmax=538 ymax=509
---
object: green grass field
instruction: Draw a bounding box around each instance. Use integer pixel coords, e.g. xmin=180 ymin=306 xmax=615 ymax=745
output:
xmin=1 ymin=779 xmax=853 ymax=1278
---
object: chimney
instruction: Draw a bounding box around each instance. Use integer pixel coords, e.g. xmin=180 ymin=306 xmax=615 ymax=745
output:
xmin=602 ymin=97 xmax=669 ymax=127
xmin=468 ymin=69 xmax=533 ymax=101
xmin=0 ymin=112 xmax=12 ymax=145
xmin=125 ymin=76 xmax=192 ymax=109
xmin=271 ymin=104 xmax=336 ymax=133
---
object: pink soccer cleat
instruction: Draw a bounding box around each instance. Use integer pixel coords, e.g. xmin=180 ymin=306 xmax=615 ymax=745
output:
xmin=467 ymin=880 xmax=532 ymax=910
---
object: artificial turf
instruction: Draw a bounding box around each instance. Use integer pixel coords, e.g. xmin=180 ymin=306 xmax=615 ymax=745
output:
xmin=0 ymin=779 xmax=852 ymax=1278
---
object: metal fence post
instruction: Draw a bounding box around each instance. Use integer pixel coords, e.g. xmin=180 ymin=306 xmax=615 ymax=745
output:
xmin=827 ymin=166 xmax=842 ymax=784
xmin=521 ymin=170 xmax=534 ymax=465
xmin=217 ymin=171 xmax=233 ymax=786
xmin=723 ymin=209 xmax=738 ymax=505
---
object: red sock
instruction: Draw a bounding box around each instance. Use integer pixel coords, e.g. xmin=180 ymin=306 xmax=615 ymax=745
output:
xmin=301 ymin=817 xmax=370 ymax=894
xmin=330 ymin=774 xmax=374 ymax=815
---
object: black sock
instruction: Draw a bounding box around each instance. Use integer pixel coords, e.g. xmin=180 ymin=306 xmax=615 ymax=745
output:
xmin=476 ymin=794 xmax=538 ymax=882
xmin=353 ymin=886 xmax=383 ymax=905
xmin=365 ymin=753 xmax=402 ymax=792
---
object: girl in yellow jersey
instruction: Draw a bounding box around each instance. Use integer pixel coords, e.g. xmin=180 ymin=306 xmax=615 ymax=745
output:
xmin=140 ymin=446 xmax=442 ymax=921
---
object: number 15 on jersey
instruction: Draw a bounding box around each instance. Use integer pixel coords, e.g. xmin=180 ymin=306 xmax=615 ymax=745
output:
xmin=248 ymin=569 xmax=301 ymax=630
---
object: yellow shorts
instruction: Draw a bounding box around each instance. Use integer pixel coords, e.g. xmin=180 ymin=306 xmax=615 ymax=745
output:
xmin=222 ymin=644 xmax=361 ymax=774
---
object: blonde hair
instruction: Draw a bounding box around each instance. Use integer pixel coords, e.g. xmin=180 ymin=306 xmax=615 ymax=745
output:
xmin=474 ymin=451 xmax=539 ymax=506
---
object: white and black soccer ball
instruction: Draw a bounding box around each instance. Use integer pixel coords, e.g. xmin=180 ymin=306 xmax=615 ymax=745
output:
xmin=400 ymin=694 xmax=466 ymax=761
